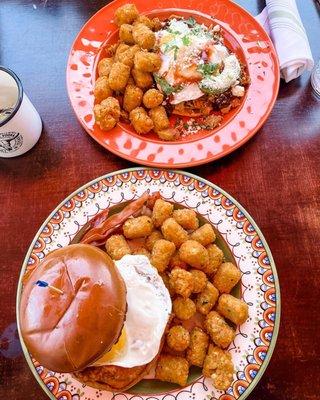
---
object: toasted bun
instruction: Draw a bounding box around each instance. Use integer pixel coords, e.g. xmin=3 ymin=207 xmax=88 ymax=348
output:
xmin=19 ymin=244 xmax=127 ymax=373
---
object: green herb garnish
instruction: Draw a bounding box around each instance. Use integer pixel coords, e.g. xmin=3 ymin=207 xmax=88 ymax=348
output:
xmin=154 ymin=74 xmax=182 ymax=96
xmin=167 ymin=28 xmax=181 ymax=35
xmin=190 ymin=24 xmax=212 ymax=39
xmin=164 ymin=43 xmax=179 ymax=54
xmin=173 ymin=47 xmax=179 ymax=60
xmin=198 ymin=62 xmax=220 ymax=77
xmin=182 ymin=35 xmax=191 ymax=45
xmin=185 ymin=17 xmax=196 ymax=27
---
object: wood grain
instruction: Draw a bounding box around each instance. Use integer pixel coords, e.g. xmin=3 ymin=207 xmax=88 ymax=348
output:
xmin=0 ymin=0 xmax=320 ymax=399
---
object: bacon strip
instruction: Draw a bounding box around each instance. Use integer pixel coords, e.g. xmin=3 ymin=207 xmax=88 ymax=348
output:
xmin=80 ymin=192 xmax=150 ymax=246
xmin=89 ymin=208 xmax=110 ymax=229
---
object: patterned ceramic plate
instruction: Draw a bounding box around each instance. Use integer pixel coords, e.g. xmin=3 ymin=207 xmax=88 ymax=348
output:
xmin=17 ymin=168 xmax=280 ymax=400
xmin=66 ymin=0 xmax=280 ymax=168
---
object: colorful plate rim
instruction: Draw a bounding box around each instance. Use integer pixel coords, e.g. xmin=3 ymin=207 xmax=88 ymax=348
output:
xmin=66 ymin=0 xmax=280 ymax=168
xmin=16 ymin=167 xmax=281 ymax=399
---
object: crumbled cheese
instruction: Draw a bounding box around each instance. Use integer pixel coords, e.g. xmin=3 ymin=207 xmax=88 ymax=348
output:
xmin=200 ymin=54 xmax=241 ymax=94
xmin=231 ymin=85 xmax=245 ymax=97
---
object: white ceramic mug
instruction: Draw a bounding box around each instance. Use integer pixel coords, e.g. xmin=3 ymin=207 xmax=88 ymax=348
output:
xmin=0 ymin=66 xmax=42 ymax=158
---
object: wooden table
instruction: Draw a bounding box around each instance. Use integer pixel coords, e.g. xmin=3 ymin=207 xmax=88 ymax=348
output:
xmin=0 ymin=0 xmax=319 ymax=398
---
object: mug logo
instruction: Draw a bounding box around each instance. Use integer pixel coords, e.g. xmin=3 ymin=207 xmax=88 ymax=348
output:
xmin=0 ymin=131 xmax=23 ymax=153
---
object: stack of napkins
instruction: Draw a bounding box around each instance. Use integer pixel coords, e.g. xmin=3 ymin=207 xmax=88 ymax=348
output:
xmin=256 ymin=0 xmax=314 ymax=82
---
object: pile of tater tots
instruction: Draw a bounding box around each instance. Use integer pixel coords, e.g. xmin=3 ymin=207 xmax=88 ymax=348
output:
xmin=104 ymin=196 xmax=249 ymax=391
xmin=93 ymin=4 xmax=179 ymax=141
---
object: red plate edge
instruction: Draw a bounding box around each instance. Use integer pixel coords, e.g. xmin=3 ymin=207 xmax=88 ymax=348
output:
xmin=66 ymin=0 xmax=280 ymax=168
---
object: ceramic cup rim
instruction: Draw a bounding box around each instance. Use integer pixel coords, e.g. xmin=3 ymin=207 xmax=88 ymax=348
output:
xmin=0 ymin=66 xmax=23 ymax=128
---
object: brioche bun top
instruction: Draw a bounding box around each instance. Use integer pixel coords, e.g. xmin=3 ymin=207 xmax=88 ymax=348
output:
xmin=19 ymin=244 xmax=127 ymax=372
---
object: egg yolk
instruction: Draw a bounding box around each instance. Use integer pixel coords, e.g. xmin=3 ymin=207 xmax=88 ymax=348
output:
xmin=95 ymin=328 xmax=126 ymax=364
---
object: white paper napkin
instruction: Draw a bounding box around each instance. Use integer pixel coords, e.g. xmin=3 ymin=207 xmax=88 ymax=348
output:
xmin=256 ymin=0 xmax=314 ymax=82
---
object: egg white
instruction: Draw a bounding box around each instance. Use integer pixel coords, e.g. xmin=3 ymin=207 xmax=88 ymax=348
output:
xmin=92 ymin=255 xmax=171 ymax=368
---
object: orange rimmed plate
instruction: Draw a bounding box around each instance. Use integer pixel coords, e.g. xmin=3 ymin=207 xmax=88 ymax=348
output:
xmin=66 ymin=0 xmax=279 ymax=167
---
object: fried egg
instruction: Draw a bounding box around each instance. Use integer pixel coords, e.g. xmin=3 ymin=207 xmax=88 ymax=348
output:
xmin=92 ymin=255 xmax=171 ymax=368
xmin=155 ymin=18 xmax=242 ymax=104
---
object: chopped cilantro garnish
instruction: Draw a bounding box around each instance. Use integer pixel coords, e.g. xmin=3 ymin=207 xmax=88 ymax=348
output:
xmin=154 ymin=74 xmax=182 ymax=96
xmin=164 ymin=43 xmax=179 ymax=55
xmin=173 ymin=46 xmax=179 ymax=60
xmin=185 ymin=17 xmax=196 ymax=27
xmin=182 ymin=36 xmax=191 ymax=45
xmin=198 ymin=62 xmax=220 ymax=77
xmin=167 ymin=29 xmax=181 ymax=35
xmin=190 ymin=23 xmax=213 ymax=39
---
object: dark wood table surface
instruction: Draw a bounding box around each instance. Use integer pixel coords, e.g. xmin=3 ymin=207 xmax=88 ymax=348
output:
xmin=0 ymin=0 xmax=319 ymax=398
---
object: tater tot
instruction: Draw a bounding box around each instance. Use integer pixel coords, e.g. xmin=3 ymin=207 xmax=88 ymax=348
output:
xmin=162 ymin=342 xmax=186 ymax=358
xmin=173 ymin=209 xmax=199 ymax=231
xmin=116 ymin=44 xmax=140 ymax=68
xmin=132 ymin=23 xmax=156 ymax=49
xmin=152 ymin=199 xmax=174 ymax=227
xmin=151 ymin=239 xmax=176 ymax=272
xmin=142 ymin=88 xmax=164 ymax=108
xmin=213 ymin=262 xmax=241 ymax=293
xmin=205 ymin=311 xmax=235 ymax=349
xmin=190 ymin=224 xmax=216 ymax=246
xmin=133 ymin=15 xmax=154 ymax=30
xmin=187 ymin=327 xmax=209 ymax=367
xmin=132 ymin=247 xmax=151 ymax=258
xmin=169 ymin=268 xmax=193 ymax=298
xmin=123 ymin=84 xmax=143 ymax=112
xmin=217 ymin=294 xmax=249 ymax=325
xmin=161 ymin=218 xmax=188 ymax=247
xmin=123 ymin=216 xmax=153 ymax=238
xmin=94 ymin=97 xmax=120 ymax=131
xmin=179 ymin=240 xmax=209 ymax=269
xmin=152 ymin=17 xmax=162 ymax=31
xmin=132 ymin=68 xmax=153 ymax=89
xmin=129 ymin=107 xmax=154 ymax=134
xmin=105 ymin=234 xmax=131 ymax=260
xmin=204 ymin=244 xmax=224 ymax=275
xmin=160 ymin=272 xmax=175 ymax=297
xmin=196 ymin=282 xmax=219 ymax=315
xmin=115 ymin=43 xmax=130 ymax=59
xmin=149 ymin=106 xmax=170 ymax=133
xmin=108 ymin=62 xmax=130 ymax=91
xmin=173 ymin=297 xmax=196 ymax=320
xmin=203 ymin=345 xmax=234 ymax=391
xmin=98 ymin=57 xmax=113 ymax=77
xmin=106 ymin=43 xmax=119 ymax=57
xmin=134 ymin=51 xmax=161 ymax=72
xmin=119 ymin=24 xmax=134 ymax=44
xmin=145 ymin=230 xmax=163 ymax=251
xmin=115 ymin=4 xmax=139 ymax=26
xmin=169 ymin=251 xmax=187 ymax=270
xmin=167 ymin=325 xmax=190 ymax=352
xmin=94 ymin=76 xmax=113 ymax=103
xmin=157 ymin=128 xmax=179 ymax=141
xmin=94 ymin=108 xmax=117 ymax=131
xmin=155 ymin=355 xmax=189 ymax=386
xmin=190 ymin=269 xmax=207 ymax=293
